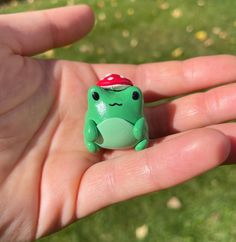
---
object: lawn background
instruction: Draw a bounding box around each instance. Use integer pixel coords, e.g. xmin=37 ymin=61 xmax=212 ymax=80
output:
xmin=1 ymin=0 xmax=236 ymax=241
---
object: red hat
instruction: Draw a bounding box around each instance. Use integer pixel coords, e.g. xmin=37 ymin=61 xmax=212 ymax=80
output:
xmin=97 ymin=74 xmax=133 ymax=89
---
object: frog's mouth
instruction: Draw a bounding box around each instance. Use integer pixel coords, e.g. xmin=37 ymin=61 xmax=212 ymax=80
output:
xmin=109 ymin=103 xmax=123 ymax=106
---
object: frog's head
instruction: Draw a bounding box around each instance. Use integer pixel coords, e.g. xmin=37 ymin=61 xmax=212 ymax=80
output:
xmin=87 ymin=74 xmax=144 ymax=123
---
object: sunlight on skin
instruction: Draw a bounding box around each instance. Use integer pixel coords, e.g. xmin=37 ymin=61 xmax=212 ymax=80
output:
xmin=0 ymin=5 xmax=235 ymax=242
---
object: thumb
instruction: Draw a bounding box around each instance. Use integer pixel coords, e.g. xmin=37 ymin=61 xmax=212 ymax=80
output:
xmin=0 ymin=5 xmax=94 ymax=55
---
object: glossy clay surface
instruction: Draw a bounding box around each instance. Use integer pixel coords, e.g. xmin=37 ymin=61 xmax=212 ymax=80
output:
xmin=84 ymin=82 xmax=149 ymax=152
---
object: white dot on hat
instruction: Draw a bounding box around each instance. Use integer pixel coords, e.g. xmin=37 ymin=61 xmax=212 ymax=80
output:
xmin=107 ymin=77 xmax=114 ymax=80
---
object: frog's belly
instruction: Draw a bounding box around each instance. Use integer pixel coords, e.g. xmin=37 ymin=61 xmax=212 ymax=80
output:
xmin=96 ymin=118 xmax=137 ymax=149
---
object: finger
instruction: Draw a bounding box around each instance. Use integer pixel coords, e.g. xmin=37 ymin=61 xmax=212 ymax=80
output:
xmin=0 ymin=5 xmax=94 ymax=55
xmin=209 ymin=123 xmax=236 ymax=164
xmin=103 ymin=123 xmax=236 ymax=164
xmin=92 ymin=55 xmax=236 ymax=102
xmin=146 ymin=82 xmax=236 ymax=138
xmin=77 ymin=128 xmax=230 ymax=217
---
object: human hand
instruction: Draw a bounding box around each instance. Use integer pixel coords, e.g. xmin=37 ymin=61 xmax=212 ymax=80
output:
xmin=0 ymin=5 xmax=234 ymax=242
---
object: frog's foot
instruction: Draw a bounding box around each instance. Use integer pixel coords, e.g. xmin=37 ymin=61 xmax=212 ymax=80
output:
xmin=85 ymin=141 xmax=100 ymax=153
xmin=135 ymin=139 xmax=148 ymax=151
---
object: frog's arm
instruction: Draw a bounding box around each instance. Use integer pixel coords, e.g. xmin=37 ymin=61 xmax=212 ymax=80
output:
xmin=84 ymin=119 xmax=100 ymax=153
xmin=133 ymin=117 xmax=146 ymax=140
xmin=133 ymin=117 xmax=149 ymax=151
xmin=84 ymin=119 xmax=99 ymax=142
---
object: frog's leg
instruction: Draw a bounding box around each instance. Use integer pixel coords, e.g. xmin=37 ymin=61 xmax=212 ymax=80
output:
xmin=133 ymin=117 xmax=149 ymax=151
xmin=84 ymin=120 xmax=100 ymax=153
xmin=135 ymin=139 xmax=148 ymax=151
xmin=85 ymin=141 xmax=100 ymax=153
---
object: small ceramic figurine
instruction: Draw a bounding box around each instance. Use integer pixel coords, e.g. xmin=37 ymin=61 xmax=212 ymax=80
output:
xmin=84 ymin=74 xmax=149 ymax=153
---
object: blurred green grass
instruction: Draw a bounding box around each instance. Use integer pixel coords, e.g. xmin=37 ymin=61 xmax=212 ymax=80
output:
xmin=1 ymin=0 xmax=236 ymax=241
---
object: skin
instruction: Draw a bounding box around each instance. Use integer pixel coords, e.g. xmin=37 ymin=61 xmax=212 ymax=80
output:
xmin=1 ymin=5 xmax=236 ymax=242
xmin=84 ymin=85 xmax=148 ymax=152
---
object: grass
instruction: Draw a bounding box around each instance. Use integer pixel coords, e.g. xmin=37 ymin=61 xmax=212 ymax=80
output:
xmin=1 ymin=0 xmax=236 ymax=241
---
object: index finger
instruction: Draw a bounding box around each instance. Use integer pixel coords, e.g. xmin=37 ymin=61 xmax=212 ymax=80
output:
xmin=92 ymin=55 xmax=236 ymax=102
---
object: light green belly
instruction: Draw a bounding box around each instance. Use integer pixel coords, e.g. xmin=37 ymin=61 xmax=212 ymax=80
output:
xmin=96 ymin=118 xmax=137 ymax=149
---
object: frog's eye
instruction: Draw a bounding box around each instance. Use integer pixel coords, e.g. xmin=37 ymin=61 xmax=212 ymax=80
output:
xmin=92 ymin=91 xmax=100 ymax=101
xmin=132 ymin=91 xmax=140 ymax=100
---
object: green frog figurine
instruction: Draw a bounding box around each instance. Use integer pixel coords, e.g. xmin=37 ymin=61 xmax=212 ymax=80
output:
xmin=84 ymin=74 xmax=149 ymax=153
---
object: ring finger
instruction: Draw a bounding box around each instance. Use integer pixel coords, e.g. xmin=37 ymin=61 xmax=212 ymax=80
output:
xmin=146 ymin=82 xmax=236 ymax=138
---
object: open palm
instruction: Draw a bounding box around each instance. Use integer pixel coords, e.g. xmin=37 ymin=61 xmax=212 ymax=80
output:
xmin=1 ymin=5 xmax=235 ymax=242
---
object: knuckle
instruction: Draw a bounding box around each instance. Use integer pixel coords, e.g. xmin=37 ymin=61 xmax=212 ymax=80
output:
xmin=142 ymin=150 xmax=163 ymax=191
xmin=104 ymin=163 xmax=118 ymax=201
